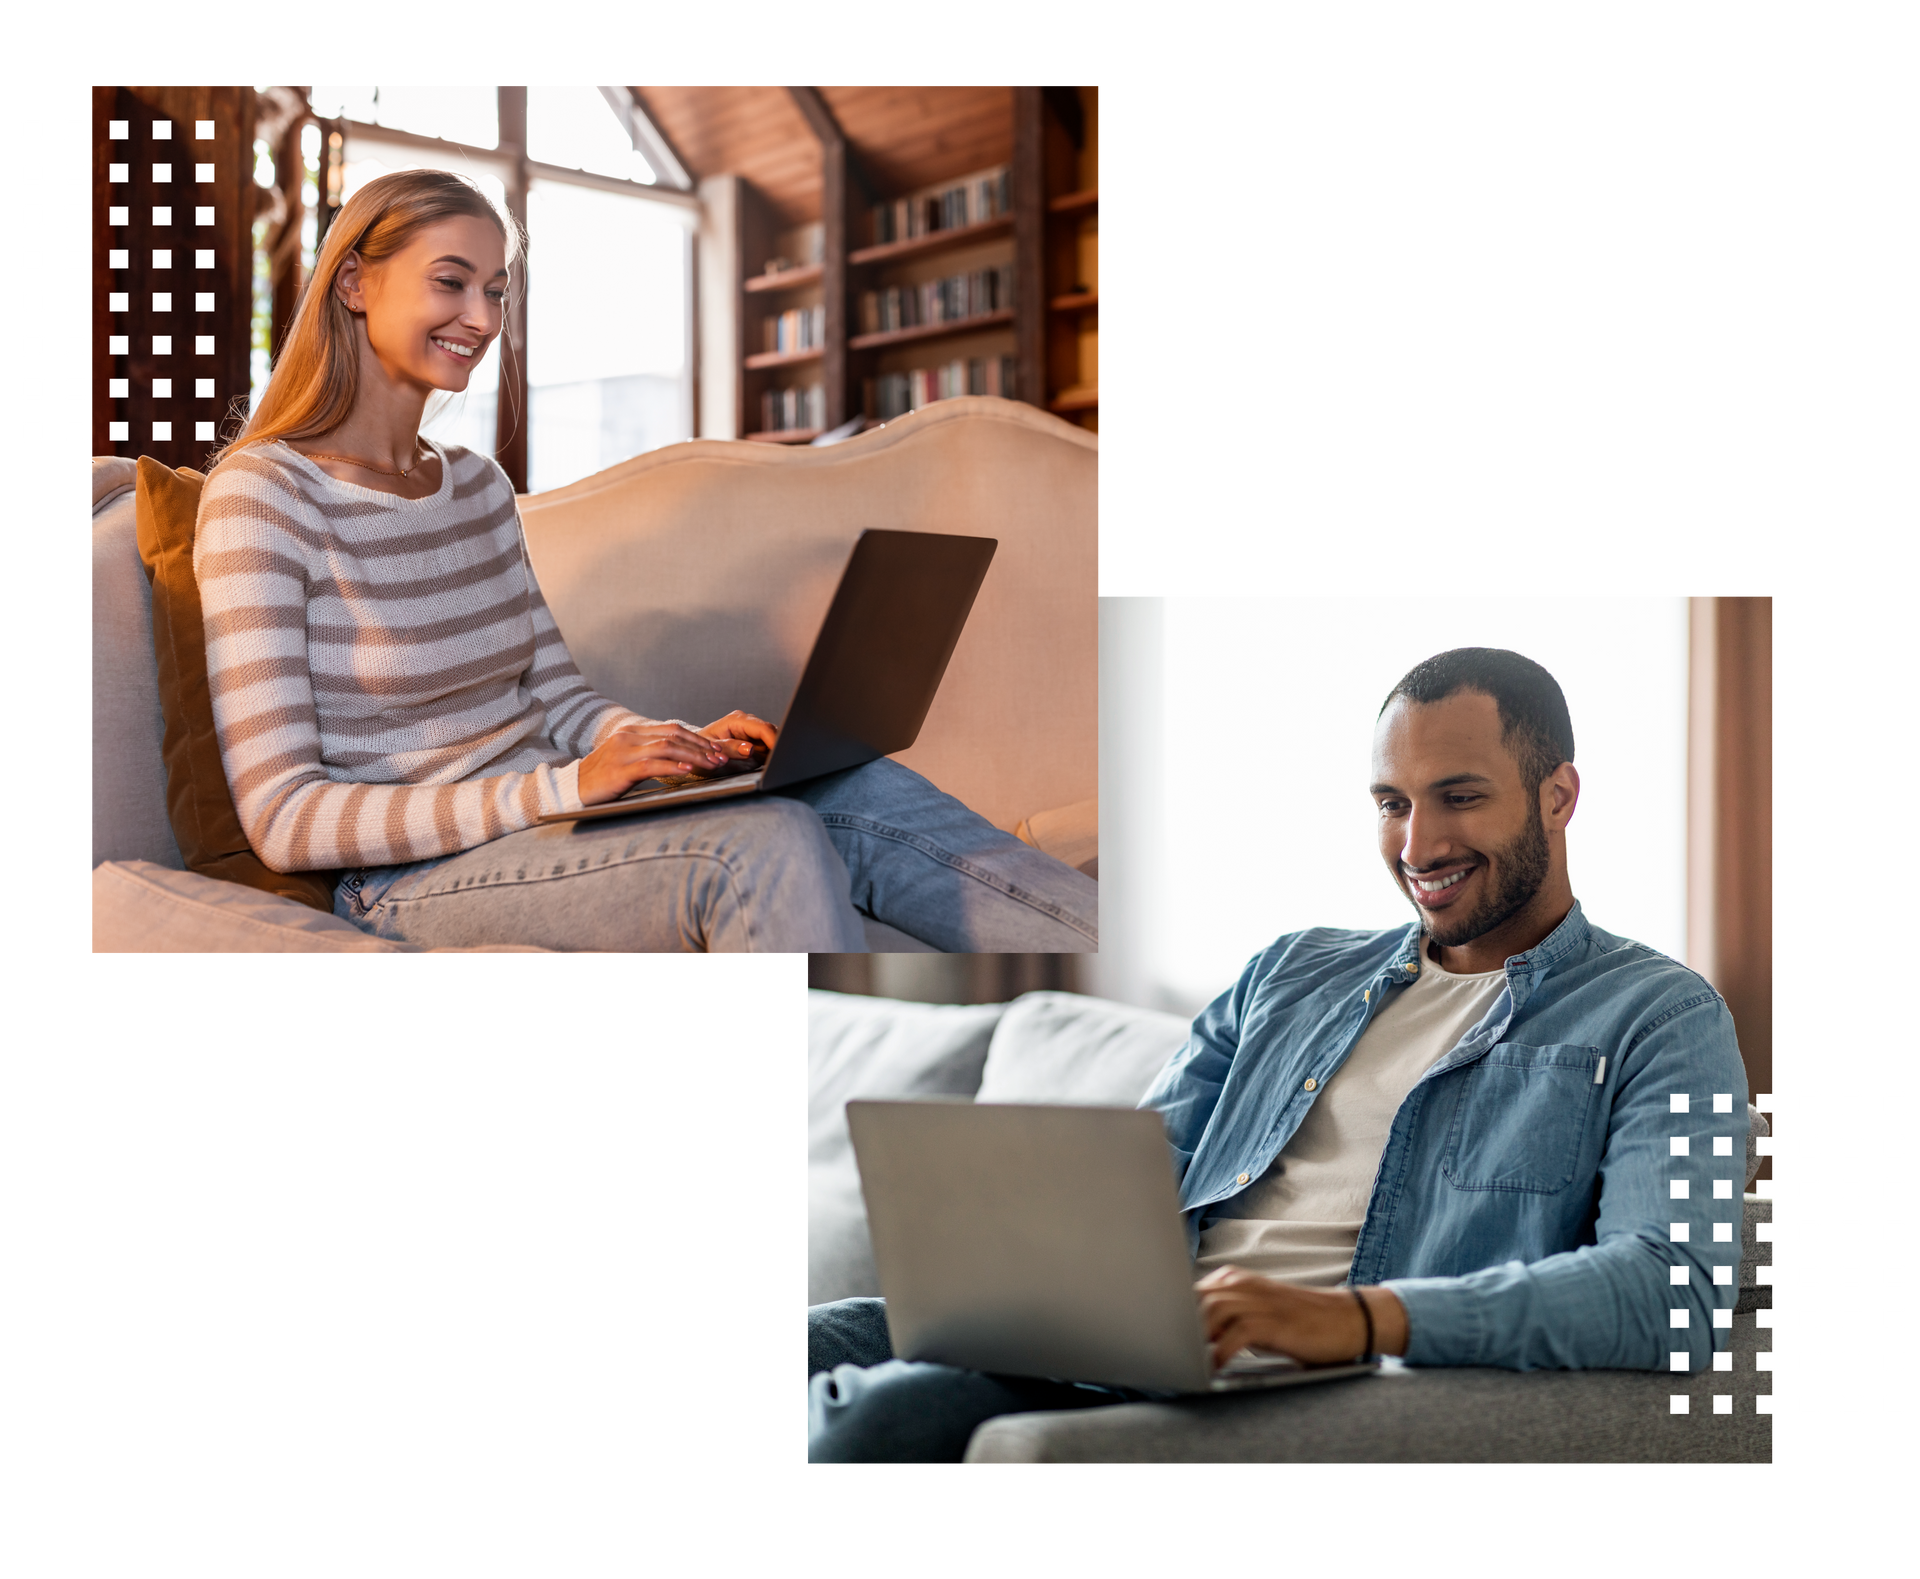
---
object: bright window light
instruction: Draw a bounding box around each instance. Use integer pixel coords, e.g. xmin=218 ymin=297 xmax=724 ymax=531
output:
xmin=526 ymin=178 xmax=690 ymax=491
xmin=527 ymin=87 xmax=654 ymax=184
xmin=1118 ymin=597 xmax=1688 ymax=1013
xmin=311 ymin=86 xmax=497 ymax=150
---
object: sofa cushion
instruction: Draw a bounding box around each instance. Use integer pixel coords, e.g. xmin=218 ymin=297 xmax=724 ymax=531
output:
xmin=964 ymin=1312 xmax=1771 ymax=1462
xmin=808 ymin=990 xmax=1007 ymax=1304
xmin=974 ymin=991 xmax=1192 ymax=1107
xmin=92 ymin=860 xmax=552 ymax=952
xmin=95 ymin=460 xmax=182 ymax=871
xmin=133 ymin=457 xmax=341 ymax=913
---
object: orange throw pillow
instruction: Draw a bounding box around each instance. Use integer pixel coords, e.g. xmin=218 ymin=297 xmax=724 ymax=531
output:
xmin=133 ymin=456 xmax=341 ymax=913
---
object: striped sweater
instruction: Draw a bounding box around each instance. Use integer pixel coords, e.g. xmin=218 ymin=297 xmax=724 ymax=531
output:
xmin=194 ymin=436 xmax=654 ymax=873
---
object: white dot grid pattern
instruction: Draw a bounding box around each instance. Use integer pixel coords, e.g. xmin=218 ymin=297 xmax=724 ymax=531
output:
xmin=1669 ymin=1265 xmax=1689 ymax=1285
xmin=1669 ymin=1395 xmax=1688 ymax=1413
xmin=1663 ymin=1093 xmax=1772 ymax=1421
xmin=1670 ymin=1180 xmax=1689 ymax=1199
xmin=1669 ymin=1309 xmax=1689 ymax=1328
xmin=52 ymin=115 xmax=226 ymax=462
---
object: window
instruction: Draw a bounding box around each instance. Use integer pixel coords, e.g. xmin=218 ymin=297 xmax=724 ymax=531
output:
xmin=527 ymin=86 xmax=656 ymax=184
xmin=310 ymin=86 xmax=497 ymax=149
xmin=1100 ymin=597 xmax=1689 ymax=1013
xmin=526 ymin=178 xmax=692 ymax=492
xmin=294 ymin=88 xmax=693 ymax=489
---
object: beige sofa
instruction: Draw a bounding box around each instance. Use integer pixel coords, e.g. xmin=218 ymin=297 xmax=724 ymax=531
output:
xmin=92 ymin=396 xmax=1097 ymax=951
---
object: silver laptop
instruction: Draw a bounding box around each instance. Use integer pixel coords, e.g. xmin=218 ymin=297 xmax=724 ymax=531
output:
xmin=845 ymin=1099 xmax=1380 ymax=1394
xmin=536 ymin=528 xmax=996 ymax=824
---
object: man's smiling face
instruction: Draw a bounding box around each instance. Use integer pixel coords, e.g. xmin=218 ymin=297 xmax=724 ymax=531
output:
xmin=1370 ymin=688 xmax=1562 ymax=954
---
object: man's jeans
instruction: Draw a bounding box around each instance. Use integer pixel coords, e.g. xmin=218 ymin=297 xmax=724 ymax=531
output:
xmin=808 ymin=1298 xmax=1136 ymax=1462
xmin=332 ymin=758 xmax=1097 ymax=953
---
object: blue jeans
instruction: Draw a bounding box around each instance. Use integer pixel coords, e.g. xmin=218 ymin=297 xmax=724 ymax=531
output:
xmin=808 ymin=1298 xmax=1136 ymax=1462
xmin=333 ymin=758 xmax=1097 ymax=953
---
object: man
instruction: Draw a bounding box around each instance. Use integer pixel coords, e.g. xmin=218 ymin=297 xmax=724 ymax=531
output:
xmin=808 ymin=648 xmax=1749 ymax=1461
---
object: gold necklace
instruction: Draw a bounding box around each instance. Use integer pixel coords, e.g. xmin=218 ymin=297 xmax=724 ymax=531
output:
xmin=301 ymin=442 xmax=429 ymax=478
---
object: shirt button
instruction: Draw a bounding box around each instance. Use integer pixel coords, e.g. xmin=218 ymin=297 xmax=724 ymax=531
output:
xmin=1237 ymin=1171 xmax=1250 ymax=1185
xmin=1303 ymin=1078 xmax=1318 ymax=1092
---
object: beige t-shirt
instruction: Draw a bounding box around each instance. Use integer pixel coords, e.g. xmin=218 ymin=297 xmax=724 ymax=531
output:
xmin=1195 ymin=939 xmax=1510 ymax=1288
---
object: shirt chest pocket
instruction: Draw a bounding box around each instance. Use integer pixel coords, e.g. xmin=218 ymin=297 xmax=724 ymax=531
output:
xmin=1440 ymin=1042 xmax=1602 ymax=1194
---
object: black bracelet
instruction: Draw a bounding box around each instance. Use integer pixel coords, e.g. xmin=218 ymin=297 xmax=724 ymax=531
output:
xmin=1349 ymin=1287 xmax=1375 ymax=1362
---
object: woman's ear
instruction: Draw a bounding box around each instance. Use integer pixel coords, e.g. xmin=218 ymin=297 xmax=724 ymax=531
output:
xmin=334 ymin=250 xmax=366 ymax=312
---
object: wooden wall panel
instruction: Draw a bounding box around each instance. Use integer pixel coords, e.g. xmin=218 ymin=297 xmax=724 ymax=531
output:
xmin=1687 ymin=596 xmax=1773 ymax=1152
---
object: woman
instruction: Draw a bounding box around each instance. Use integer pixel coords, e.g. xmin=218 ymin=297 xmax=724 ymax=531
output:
xmin=197 ymin=169 xmax=1095 ymax=952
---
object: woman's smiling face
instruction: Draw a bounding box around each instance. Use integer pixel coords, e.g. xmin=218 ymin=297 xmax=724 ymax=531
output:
xmin=343 ymin=214 xmax=508 ymax=392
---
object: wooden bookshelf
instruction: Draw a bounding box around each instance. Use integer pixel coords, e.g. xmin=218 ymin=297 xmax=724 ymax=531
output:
xmin=745 ymin=262 xmax=823 ymax=293
xmin=849 ymin=309 xmax=1013 ymax=353
xmin=743 ymin=346 xmax=824 ymax=370
xmin=848 ymin=216 xmax=1013 ymax=269
xmin=1038 ymin=94 xmax=1097 ymax=429
xmin=732 ymin=88 xmax=1092 ymax=434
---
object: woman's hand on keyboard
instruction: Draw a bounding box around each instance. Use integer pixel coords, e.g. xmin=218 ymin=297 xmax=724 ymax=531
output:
xmin=690 ymin=710 xmax=778 ymax=775
xmin=577 ymin=721 xmax=735 ymax=805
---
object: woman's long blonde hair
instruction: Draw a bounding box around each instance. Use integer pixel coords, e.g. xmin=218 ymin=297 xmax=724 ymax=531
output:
xmin=212 ymin=168 xmax=524 ymax=469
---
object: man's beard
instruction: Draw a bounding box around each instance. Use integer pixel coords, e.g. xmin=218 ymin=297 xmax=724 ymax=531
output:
xmin=1412 ymin=806 xmax=1551 ymax=949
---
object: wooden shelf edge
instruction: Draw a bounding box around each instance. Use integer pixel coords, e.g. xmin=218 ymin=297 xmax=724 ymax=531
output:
xmin=849 ymin=216 xmax=1014 ymax=268
xmin=743 ymin=347 xmax=825 ymax=371
xmin=1048 ymin=386 xmax=1098 ymax=413
xmin=1049 ymin=291 xmax=1098 ymax=312
xmin=1048 ymin=187 xmax=1098 ymax=216
xmin=848 ymin=309 xmax=1015 ymax=354
xmin=744 ymin=263 xmax=824 ymax=293
xmin=743 ymin=428 xmax=821 ymax=444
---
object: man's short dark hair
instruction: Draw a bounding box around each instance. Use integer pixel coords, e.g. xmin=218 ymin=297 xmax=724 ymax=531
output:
xmin=1380 ymin=648 xmax=1575 ymax=795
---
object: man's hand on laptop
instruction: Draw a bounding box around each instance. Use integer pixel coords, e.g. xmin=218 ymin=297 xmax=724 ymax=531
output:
xmin=577 ymin=717 xmax=768 ymax=805
xmin=1195 ymin=1266 xmax=1409 ymax=1367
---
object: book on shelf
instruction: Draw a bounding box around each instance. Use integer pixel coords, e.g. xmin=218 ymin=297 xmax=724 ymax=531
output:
xmin=760 ymin=382 xmax=826 ymax=434
xmin=869 ymin=166 xmax=1011 ymax=245
xmin=858 ymin=266 xmax=1014 ymax=336
xmin=863 ymin=357 xmax=1016 ymax=421
xmin=762 ymin=304 xmax=826 ymax=355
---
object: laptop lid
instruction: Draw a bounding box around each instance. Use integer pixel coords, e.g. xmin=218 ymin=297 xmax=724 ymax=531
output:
xmin=846 ymin=1099 xmax=1217 ymax=1393
xmin=758 ymin=529 xmax=996 ymax=792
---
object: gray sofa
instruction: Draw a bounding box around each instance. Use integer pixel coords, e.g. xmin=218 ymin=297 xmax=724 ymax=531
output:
xmin=808 ymin=988 xmax=1772 ymax=1462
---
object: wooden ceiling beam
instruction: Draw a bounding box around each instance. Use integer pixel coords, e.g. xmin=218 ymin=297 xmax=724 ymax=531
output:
xmin=788 ymin=87 xmax=874 ymax=206
xmin=1042 ymin=86 xmax=1085 ymax=149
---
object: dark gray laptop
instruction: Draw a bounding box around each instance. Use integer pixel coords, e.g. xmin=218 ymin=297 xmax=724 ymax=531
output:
xmin=538 ymin=528 xmax=995 ymax=823
xmin=846 ymin=1099 xmax=1381 ymax=1394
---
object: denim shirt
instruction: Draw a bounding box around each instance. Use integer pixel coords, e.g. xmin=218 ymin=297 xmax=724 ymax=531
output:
xmin=1138 ymin=902 xmax=1749 ymax=1371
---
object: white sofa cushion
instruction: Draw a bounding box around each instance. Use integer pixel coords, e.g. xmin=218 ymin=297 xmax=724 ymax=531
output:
xmin=807 ymin=989 xmax=1007 ymax=1304
xmin=93 ymin=459 xmax=181 ymax=870
xmin=975 ymin=990 xmax=1192 ymax=1107
xmin=92 ymin=860 xmax=551 ymax=952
